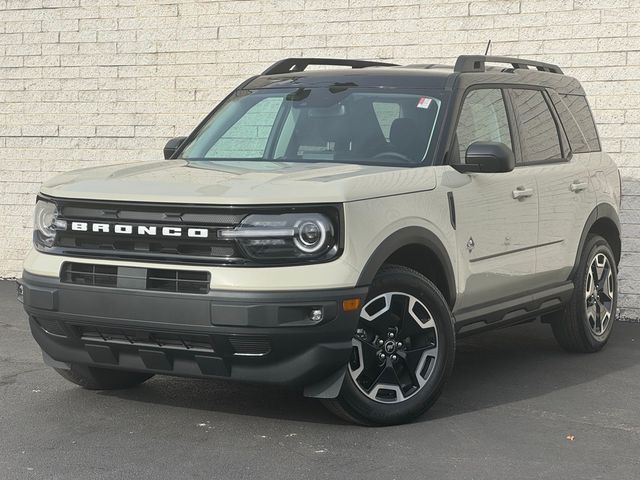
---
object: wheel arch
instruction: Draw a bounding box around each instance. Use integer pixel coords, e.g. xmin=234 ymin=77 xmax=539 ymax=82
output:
xmin=356 ymin=227 xmax=456 ymax=308
xmin=571 ymin=203 xmax=621 ymax=279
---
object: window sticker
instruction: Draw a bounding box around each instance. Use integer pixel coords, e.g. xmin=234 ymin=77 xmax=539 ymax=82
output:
xmin=417 ymin=97 xmax=432 ymax=109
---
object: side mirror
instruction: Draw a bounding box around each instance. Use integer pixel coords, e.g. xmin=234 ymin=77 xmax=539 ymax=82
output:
xmin=163 ymin=136 xmax=188 ymax=160
xmin=452 ymin=142 xmax=515 ymax=174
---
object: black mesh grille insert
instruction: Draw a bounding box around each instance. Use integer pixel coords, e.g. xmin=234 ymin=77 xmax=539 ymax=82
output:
xmin=228 ymin=336 xmax=272 ymax=356
xmin=61 ymin=263 xmax=118 ymax=287
xmin=146 ymin=268 xmax=210 ymax=294
xmin=61 ymin=263 xmax=210 ymax=294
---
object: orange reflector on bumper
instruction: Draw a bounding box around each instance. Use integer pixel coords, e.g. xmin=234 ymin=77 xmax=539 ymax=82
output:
xmin=342 ymin=298 xmax=361 ymax=311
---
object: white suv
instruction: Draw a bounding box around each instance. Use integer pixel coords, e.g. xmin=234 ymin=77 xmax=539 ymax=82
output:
xmin=19 ymin=56 xmax=622 ymax=425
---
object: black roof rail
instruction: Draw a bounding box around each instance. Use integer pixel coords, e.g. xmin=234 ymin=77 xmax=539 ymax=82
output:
xmin=262 ymin=58 xmax=399 ymax=75
xmin=454 ymin=55 xmax=564 ymax=74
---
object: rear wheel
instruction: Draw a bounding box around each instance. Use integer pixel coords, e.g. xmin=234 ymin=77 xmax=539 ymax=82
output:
xmin=552 ymin=234 xmax=618 ymax=353
xmin=323 ymin=265 xmax=455 ymax=426
xmin=55 ymin=364 xmax=153 ymax=390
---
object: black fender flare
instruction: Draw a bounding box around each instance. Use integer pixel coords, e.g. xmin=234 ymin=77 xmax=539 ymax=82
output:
xmin=356 ymin=226 xmax=457 ymax=307
xmin=570 ymin=203 xmax=621 ymax=279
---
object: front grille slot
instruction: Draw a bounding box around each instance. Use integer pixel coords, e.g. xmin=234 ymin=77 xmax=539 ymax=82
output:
xmin=228 ymin=335 xmax=272 ymax=356
xmin=61 ymin=263 xmax=118 ymax=287
xmin=61 ymin=263 xmax=210 ymax=294
xmin=75 ymin=325 xmax=215 ymax=353
xmin=147 ymin=268 xmax=210 ymax=294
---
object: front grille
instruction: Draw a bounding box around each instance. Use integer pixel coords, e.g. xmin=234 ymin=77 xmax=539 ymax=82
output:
xmin=75 ymin=324 xmax=215 ymax=353
xmin=55 ymin=232 xmax=238 ymax=259
xmin=50 ymin=198 xmax=249 ymax=264
xmin=61 ymin=262 xmax=210 ymax=294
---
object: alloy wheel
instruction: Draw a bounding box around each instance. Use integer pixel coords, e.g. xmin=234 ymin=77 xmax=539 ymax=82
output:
xmin=348 ymin=292 xmax=439 ymax=404
xmin=585 ymin=253 xmax=614 ymax=336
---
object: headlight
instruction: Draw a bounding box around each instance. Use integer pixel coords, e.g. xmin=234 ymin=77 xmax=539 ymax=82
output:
xmin=33 ymin=199 xmax=66 ymax=248
xmin=219 ymin=212 xmax=337 ymax=262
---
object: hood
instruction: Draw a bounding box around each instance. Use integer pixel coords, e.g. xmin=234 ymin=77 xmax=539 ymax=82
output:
xmin=40 ymin=160 xmax=437 ymax=204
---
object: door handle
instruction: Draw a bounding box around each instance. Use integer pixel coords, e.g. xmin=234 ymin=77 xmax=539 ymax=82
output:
xmin=570 ymin=180 xmax=588 ymax=193
xmin=512 ymin=186 xmax=534 ymax=199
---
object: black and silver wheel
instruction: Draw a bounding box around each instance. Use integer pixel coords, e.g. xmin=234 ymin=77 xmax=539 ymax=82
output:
xmin=323 ymin=265 xmax=455 ymax=425
xmin=552 ymin=234 xmax=618 ymax=353
xmin=585 ymin=252 xmax=615 ymax=336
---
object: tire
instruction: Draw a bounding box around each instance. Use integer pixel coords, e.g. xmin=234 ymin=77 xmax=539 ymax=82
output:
xmin=55 ymin=364 xmax=154 ymax=390
xmin=552 ymin=234 xmax=618 ymax=353
xmin=323 ymin=265 xmax=455 ymax=426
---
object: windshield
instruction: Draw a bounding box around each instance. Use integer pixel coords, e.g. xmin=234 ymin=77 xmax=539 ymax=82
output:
xmin=180 ymin=87 xmax=443 ymax=166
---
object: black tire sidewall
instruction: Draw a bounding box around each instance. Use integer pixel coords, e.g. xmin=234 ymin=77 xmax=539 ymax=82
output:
xmin=338 ymin=266 xmax=455 ymax=425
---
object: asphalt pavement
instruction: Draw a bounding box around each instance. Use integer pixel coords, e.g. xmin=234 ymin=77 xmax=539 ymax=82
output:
xmin=1 ymin=279 xmax=639 ymax=480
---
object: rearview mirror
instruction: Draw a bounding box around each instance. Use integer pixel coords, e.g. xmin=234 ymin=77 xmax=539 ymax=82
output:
xmin=163 ymin=136 xmax=187 ymax=160
xmin=452 ymin=142 xmax=515 ymax=174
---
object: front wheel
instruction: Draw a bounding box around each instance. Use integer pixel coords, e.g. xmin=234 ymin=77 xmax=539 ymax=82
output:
xmin=323 ymin=265 xmax=455 ymax=426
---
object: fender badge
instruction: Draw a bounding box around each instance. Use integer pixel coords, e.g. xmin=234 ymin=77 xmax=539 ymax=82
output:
xmin=466 ymin=237 xmax=475 ymax=253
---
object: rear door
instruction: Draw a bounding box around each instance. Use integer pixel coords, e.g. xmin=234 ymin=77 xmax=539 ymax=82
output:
xmin=449 ymin=88 xmax=539 ymax=312
xmin=507 ymin=88 xmax=596 ymax=286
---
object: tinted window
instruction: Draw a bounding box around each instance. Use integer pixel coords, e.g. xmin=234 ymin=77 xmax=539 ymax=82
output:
xmin=206 ymin=97 xmax=283 ymax=158
xmin=455 ymin=88 xmax=512 ymax=163
xmin=547 ymin=89 xmax=588 ymax=153
xmin=555 ymin=93 xmax=600 ymax=152
xmin=510 ymin=89 xmax=562 ymax=163
xmin=181 ymin=89 xmax=443 ymax=166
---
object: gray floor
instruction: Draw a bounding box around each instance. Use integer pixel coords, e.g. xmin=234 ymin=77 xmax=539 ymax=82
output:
xmin=1 ymin=280 xmax=639 ymax=480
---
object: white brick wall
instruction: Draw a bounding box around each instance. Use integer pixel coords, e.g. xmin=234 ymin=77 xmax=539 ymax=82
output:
xmin=1 ymin=0 xmax=639 ymax=318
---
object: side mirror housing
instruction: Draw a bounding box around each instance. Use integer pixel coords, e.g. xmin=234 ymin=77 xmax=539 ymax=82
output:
xmin=163 ymin=136 xmax=188 ymax=160
xmin=452 ymin=142 xmax=515 ymax=174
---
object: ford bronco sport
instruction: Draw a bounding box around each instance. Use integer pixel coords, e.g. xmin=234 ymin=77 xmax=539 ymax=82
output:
xmin=19 ymin=56 xmax=621 ymax=425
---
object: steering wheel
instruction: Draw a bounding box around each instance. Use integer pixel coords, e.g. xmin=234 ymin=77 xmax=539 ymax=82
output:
xmin=372 ymin=151 xmax=412 ymax=163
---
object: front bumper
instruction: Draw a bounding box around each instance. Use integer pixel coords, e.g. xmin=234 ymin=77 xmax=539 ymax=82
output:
xmin=21 ymin=271 xmax=367 ymax=394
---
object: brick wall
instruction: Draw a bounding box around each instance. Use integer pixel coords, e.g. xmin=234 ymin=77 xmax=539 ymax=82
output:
xmin=1 ymin=0 xmax=639 ymax=319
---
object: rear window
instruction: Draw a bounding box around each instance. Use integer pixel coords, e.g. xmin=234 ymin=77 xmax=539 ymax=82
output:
xmin=548 ymin=91 xmax=600 ymax=153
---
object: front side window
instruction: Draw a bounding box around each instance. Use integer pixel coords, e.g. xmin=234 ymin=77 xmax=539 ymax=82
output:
xmin=510 ymin=88 xmax=562 ymax=163
xmin=454 ymin=88 xmax=512 ymax=163
xmin=180 ymin=88 xmax=443 ymax=166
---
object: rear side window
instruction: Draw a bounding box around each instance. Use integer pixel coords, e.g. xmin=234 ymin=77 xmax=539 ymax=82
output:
xmin=454 ymin=88 xmax=512 ymax=163
xmin=509 ymin=89 xmax=562 ymax=164
xmin=548 ymin=91 xmax=600 ymax=153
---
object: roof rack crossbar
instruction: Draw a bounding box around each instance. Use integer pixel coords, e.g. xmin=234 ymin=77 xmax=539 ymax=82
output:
xmin=454 ymin=55 xmax=564 ymax=75
xmin=262 ymin=58 xmax=398 ymax=75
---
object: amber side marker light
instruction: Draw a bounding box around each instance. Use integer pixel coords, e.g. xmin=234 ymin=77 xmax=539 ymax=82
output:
xmin=342 ymin=298 xmax=361 ymax=311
